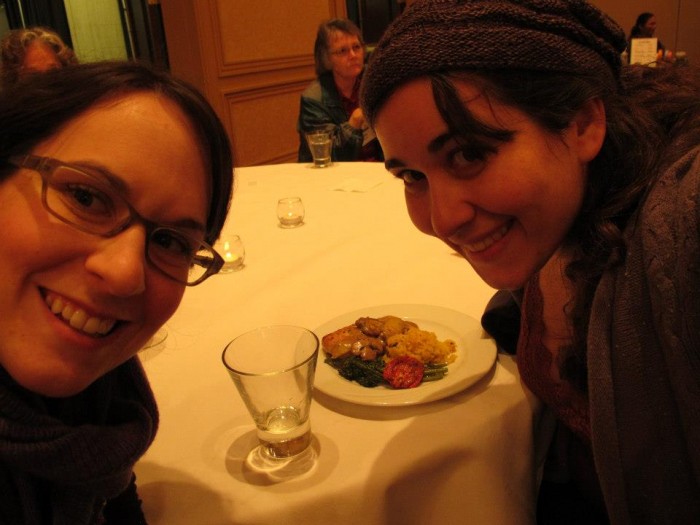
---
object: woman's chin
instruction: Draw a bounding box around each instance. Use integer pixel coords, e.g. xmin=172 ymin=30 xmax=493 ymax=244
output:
xmin=17 ymin=373 xmax=94 ymax=398
xmin=473 ymin=266 xmax=530 ymax=291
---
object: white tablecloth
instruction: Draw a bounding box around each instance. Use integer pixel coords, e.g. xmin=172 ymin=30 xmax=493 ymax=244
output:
xmin=135 ymin=162 xmax=551 ymax=524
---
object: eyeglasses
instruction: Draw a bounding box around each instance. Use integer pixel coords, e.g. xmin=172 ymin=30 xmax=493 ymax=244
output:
xmin=8 ymin=154 xmax=224 ymax=286
xmin=330 ymin=43 xmax=363 ymax=57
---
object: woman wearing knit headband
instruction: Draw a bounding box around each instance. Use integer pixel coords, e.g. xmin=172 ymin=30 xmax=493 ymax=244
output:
xmin=361 ymin=0 xmax=700 ymax=523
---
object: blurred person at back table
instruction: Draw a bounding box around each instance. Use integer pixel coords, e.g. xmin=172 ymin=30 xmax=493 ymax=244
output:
xmin=0 ymin=61 xmax=233 ymax=523
xmin=628 ymin=12 xmax=665 ymax=52
xmin=296 ymin=18 xmax=382 ymax=163
xmin=1 ymin=26 xmax=78 ymax=90
xmin=361 ymin=0 xmax=699 ymax=523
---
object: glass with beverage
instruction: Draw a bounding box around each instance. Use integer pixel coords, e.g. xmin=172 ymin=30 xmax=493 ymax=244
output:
xmin=222 ymin=325 xmax=319 ymax=459
xmin=305 ymin=129 xmax=333 ymax=168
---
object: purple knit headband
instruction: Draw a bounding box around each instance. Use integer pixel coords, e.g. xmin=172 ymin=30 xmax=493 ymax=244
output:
xmin=361 ymin=0 xmax=627 ymax=124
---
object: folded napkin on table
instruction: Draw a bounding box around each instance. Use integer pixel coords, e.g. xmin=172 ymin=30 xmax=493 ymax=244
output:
xmin=331 ymin=177 xmax=383 ymax=192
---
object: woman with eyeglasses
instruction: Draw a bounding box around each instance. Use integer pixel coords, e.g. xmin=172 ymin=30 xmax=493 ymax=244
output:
xmin=361 ymin=0 xmax=699 ymax=522
xmin=296 ymin=18 xmax=382 ymax=163
xmin=0 ymin=61 xmax=233 ymax=523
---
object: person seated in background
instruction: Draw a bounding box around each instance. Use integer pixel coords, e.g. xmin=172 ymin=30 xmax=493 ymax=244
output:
xmin=0 ymin=61 xmax=233 ymax=523
xmin=1 ymin=26 xmax=78 ymax=90
xmin=628 ymin=12 xmax=665 ymax=52
xmin=296 ymin=18 xmax=382 ymax=163
xmin=361 ymin=0 xmax=699 ymax=522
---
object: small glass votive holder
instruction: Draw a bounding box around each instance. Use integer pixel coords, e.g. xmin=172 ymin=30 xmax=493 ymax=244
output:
xmin=215 ymin=234 xmax=245 ymax=273
xmin=276 ymin=197 xmax=305 ymax=228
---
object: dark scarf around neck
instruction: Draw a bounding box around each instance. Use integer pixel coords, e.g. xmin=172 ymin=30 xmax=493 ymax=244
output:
xmin=0 ymin=357 xmax=158 ymax=524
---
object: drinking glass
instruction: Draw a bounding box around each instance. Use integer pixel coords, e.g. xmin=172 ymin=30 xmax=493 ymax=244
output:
xmin=276 ymin=197 xmax=305 ymax=228
xmin=214 ymin=234 xmax=245 ymax=272
xmin=222 ymin=325 xmax=319 ymax=459
xmin=305 ymin=129 xmax=333 ymax=168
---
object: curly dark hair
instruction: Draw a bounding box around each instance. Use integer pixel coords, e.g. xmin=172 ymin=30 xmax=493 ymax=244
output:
xmin=428 ymin=64 xmax=700 ymax=389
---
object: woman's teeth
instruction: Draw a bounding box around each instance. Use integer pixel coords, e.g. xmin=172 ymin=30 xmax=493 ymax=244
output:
xmin=45 ymin=293 xmax=116 ymax=336
xmin=465 ymin=223 xmax=510 ymax=253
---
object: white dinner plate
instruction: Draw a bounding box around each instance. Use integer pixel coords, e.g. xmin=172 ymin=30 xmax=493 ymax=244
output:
xmin=313 ymin=304 xmax=496 ymax=406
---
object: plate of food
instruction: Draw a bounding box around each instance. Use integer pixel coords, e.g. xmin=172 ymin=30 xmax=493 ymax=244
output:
xmin=313 ymin=304 xmax=496 ymax=406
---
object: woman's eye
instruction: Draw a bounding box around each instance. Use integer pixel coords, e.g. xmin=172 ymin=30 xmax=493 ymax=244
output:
xmin=61 ymin=183 xmax=114 ymax=217
xmin=452 ymin=147 xmax=487 ymax=168
xmin=394 ymin=169 xmax=426 ymax=185
xmin=151 ymin=230 xmax=195 ymax=258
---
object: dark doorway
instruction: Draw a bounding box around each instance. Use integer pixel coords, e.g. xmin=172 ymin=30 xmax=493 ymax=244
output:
xmin=347 ymin=0 xmax=401 ymax=44
xmin=119 ymin=0 xmax=168 ymax=68
xmin=2 ymin=0 xmax=168 ymax=69
xmin=2 ymin=0 xmax=73 ymax=48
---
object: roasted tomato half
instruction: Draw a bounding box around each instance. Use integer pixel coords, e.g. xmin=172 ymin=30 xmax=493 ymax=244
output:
xmin=382 ymin=356 xmax=424 ymax=389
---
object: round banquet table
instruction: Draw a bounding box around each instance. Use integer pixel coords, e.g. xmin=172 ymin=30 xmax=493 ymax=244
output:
xmin=134 ymin=162 xmax=553 ymax=524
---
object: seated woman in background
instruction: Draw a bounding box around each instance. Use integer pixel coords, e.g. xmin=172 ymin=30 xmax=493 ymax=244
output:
xmin=361 ymin=0 xmax=699 ymax=523
xmin=296 ymin=18 xmax=382 ymax=163
xmin=1 ymin=26 xmax=78 ymax=90
xmin=628 ymin=12 xmax=665 ymax=52
xmin=0 ymin=61 xmax=232 ymax=523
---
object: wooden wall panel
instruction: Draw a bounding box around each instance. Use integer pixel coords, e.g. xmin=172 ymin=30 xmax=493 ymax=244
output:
xmin=227 ymin=83 xmax=309 ymax=166
xmin=160 ymin=0 xmax=207 ymax=94
xmin=161 ymin=0 xmax=347 ymax=167
xmin=216 ymin=0 xmax=329 ymax=66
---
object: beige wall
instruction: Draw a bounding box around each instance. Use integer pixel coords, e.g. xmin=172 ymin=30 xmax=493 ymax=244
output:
xmin=161 ymin=0 xmax=346 ymax=167
xmin=590 ymin=0 xmax=700 ymax=60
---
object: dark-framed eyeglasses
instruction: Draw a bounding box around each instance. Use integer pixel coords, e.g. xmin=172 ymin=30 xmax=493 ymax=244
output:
xmin=8 ymin=154 xmax=224 ymax=286
xmin=330 ymin=43 xmax=363 ymax=57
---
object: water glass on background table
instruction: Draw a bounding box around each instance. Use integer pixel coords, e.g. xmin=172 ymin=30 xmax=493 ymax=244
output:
xmin=276 ymin=197 xmax=305 ymax=228
xmin=305 ymin=129 xmax=332 ymax=168
xmin=222 ymin=325 xmax=319 ymax=459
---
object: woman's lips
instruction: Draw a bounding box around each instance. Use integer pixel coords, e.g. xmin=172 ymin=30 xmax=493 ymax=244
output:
xmin=462 ymin=222 xmax=511 ymax=253
xmin=44 ymin=292 xmax=117 ymax=337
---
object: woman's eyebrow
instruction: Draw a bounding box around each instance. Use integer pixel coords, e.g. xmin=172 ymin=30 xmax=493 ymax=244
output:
xmin=384 ymin=131 xmax=454 ymax=171
xmin=427 ymin=132 xmax=453 ymax=154
xmin=68 ymin=160 xmax=128 ymax=192
xmin=166 ymin=217 xmax=206 ymax=233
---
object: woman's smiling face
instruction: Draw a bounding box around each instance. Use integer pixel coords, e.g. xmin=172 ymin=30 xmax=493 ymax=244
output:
xmin=0 ymin=92 xmax=209 ymax=397
xmin=374 ymin=77 xmax=605 ymax=290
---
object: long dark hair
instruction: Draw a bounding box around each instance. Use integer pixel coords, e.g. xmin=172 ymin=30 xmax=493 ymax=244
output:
xmin=630 ymin=12 xmax=654 ymax=39
xmin=429 ymin=64 xmax=700 ymax=389
xmin=0 ymin=60 xmax=233 ymax=244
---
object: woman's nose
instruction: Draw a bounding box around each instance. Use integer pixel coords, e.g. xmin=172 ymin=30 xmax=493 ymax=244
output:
xmin=84 ymin=226 xmax=147 ymax=297
xmin=429 ymin=178 xmax=477 ymax=239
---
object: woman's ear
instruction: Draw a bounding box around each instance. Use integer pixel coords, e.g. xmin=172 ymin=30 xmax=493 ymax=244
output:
xmin=572 ymin=97 xmax=606 ymax=163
